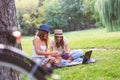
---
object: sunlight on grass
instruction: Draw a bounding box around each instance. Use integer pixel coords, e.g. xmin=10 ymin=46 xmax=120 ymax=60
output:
xmin=21 ymin=36 xmax=34 ymax=56
xmin=65 ymin=28 xmax=120 ymax=49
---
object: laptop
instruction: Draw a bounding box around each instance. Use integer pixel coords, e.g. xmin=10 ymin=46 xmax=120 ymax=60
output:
xmin=82 ymin=50 xmax=92 ymax=64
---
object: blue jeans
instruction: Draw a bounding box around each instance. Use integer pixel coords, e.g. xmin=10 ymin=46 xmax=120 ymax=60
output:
xmin=69 ymin=49 xmax=83 ymax=60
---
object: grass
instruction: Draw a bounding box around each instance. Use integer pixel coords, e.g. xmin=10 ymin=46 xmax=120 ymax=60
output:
xmin=21 ymin=28 xmax=120 ymax=80
xmin=21 ymin=36 xmax=33 ymax=56
xmin=65 ymin=28 xmax=120 ymax=49
xmin=52 ymin=50 xmax=120 ymax=80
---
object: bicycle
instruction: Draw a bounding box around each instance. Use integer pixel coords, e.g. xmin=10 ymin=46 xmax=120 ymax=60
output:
xmin=0 ymin=30 xmax=56 ymax=80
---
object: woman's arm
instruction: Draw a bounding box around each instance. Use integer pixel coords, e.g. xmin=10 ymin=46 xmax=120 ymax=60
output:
xmin=33 ymin=36 xmax=46 ymax=55
xmin=33 ymin=36 xmax=58 ymax=57
xmin=49 ymin=39 xmax=54 ymax=52
xmin=63 ymin=38 xmax=70 ymax=54
xmin=64 ymin=43 xmax=70 ymax=53
xmin=49 ymin=45 xmax=53 ymax=52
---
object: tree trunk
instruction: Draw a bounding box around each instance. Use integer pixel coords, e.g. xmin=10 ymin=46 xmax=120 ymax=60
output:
xmin=0 ymin=0 xmax=20 ymax=80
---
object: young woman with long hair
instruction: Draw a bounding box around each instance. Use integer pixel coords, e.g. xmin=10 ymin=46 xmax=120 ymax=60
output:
xmin=50 ymin=29 xmax=83 ymax=63
xmin=32 ymin=24 xmax=60 ymax=67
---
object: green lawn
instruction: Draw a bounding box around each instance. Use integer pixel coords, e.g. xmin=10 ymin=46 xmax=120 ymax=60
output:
xmin=21 ymin=28 xmax=120 ymax=80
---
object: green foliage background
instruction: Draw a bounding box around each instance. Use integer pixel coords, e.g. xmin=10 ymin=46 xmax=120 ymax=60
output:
xmin=15 ymin=0 xmax=99 ymax=35
xmin=95 ymin=0 xmax=120 ymax=31
xmin=15 ymin=0 xmax=120 ymax=35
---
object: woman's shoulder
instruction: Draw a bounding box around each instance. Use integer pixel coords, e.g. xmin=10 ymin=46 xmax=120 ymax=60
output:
xmin=63 ymin=37 xmax=68 ymax=44
xmin=34 ymin=36 xmax=39 ymax=39
xmin=34 ymin=36 xmax=41 ymax=41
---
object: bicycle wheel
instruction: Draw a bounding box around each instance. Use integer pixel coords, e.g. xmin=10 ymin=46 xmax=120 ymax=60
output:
xmin=0 ymin=44 xmax=52 ymax=80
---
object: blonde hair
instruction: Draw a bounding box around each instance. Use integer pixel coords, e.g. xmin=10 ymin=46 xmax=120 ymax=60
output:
xmin=36 ymin=30 xmax=49 ymax=48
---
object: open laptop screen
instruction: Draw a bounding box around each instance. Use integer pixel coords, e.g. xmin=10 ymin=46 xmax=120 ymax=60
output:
xmin=82 ymin=50 xmax=92 ymax=64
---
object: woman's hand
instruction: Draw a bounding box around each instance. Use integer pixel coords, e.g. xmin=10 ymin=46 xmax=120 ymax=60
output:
xmin=62 ymin=50 xmax=65 ymax=54
xmin=51 ymin=52 xmax=59 ymax=57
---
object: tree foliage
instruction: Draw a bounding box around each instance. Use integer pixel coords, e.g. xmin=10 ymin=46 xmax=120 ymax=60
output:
xmin=41 ymin=0 xmax=65 ymax=29
xmin=15 ymin=0 xmax=39 ymax=35
xmin=95 ymin=0 xmax=120 ymax=31
xmin=43 ymin=0 xmax=85 ymax=32
xmin=59 ymin=0 xmax=84 ymax=31
xmin=16 ymin=0 xmax=111 ymax=35
xmin=83 ymin=0 xmax=102 ymax=28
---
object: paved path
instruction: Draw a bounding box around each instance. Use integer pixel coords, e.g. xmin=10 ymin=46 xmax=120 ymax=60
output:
xmin=81 ymin=48 xmax=120 ymax=50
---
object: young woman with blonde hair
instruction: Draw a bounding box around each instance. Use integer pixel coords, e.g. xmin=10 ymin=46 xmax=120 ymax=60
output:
xmin=32 ymin=24 xmax=60 ymax=67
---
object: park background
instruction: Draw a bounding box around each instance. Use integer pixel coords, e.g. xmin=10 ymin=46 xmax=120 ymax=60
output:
xmin=15 ymin=0 xmax=120 ymax=80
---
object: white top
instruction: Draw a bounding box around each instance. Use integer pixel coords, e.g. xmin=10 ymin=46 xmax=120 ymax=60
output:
xmin=32 ymin=44 xmax=46 ymax=58
xmin=50 ymin=38 xmax=68 ymax=53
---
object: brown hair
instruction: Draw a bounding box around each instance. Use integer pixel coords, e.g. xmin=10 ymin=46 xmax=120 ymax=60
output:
xmin=36 ymin=30 xmax=49 ymax=48
xmin=54 ymin=36 xmax=65 ymax=50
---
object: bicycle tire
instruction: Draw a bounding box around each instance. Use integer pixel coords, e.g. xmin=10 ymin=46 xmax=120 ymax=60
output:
xmin=0 ymin=44 xmax=52 ymax=80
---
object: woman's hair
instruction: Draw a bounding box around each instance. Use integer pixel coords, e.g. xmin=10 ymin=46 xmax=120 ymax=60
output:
xmin=36 ymin=30 xmax=49 ymax=48
xmin=54 ymin=36 xmax=65 ymax=50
